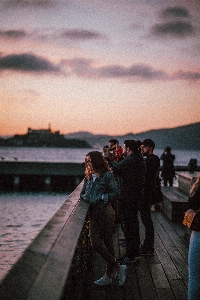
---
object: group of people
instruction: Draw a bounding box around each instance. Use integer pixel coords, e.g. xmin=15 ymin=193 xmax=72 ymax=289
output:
xmin=80 ymin=138 xmax=161 ymax=286
xmin=79 ymin=140 xmax=200 ymax=299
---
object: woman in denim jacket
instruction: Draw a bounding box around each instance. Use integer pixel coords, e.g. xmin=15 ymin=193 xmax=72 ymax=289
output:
xmin=80 ymin=151 xmax=127 ymax=286
xmin=188 ymin=174 xmax=200 ymax=300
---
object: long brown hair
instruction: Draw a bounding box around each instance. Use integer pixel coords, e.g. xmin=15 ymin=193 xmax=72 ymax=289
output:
xmin=190 ymin=174 xmax=200 ymax=196
xmin=85 ymin=151 xmax=109 ymax=179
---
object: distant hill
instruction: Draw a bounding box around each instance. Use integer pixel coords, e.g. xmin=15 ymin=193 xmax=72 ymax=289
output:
xmin=64 ymin=122 xmax=200 ymax=150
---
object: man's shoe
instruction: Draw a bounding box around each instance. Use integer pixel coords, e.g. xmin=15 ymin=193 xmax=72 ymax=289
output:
xmin=116 ymin=265 xmax=127 ymax=286
xmin=116 ymin=255 xmax=140 ymax=264
xmin=94 ymin=275 xmax=112 ymax=286
xmin=139 ymin=246 xmax=155 ymax=256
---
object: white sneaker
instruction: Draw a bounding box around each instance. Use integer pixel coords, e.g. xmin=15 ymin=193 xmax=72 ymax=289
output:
xmin=150 ymin=205 xmax=156 ymax=212
xmin=117 ymin=265 xmax=127 ymax=286
xmin=94 ymin=275 xmax=112 ymax=286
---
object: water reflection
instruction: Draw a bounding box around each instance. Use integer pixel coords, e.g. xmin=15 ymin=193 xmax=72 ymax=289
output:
xmin=0 ymin=192 xmax=68 ymax=281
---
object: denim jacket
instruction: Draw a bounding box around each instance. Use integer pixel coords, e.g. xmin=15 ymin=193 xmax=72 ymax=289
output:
xmin=80 ymin=171 xmax=119 ymax=207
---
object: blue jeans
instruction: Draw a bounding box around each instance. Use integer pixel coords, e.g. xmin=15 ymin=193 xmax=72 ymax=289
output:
xmin=188 ymin=230 xmax=200 ymax=300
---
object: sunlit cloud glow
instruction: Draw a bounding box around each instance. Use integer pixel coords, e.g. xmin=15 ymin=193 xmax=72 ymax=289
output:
xmin=0 ymin=1 xmax=199 ymax=136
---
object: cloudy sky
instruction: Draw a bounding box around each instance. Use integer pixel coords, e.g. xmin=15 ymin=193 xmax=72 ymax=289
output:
xmin=0 ymin=0 xmax=200 ymax=136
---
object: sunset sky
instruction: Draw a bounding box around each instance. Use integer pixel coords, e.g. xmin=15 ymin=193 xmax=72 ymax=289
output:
xmin=0 ymin=0 xmax=200 ymax=136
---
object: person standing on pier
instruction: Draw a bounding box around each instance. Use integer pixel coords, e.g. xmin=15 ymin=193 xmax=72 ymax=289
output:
xmin=112 ymin=140 xmax=145 ymax=263
xmin=140 ymin=139 xmax=160 ymax=255
xmin=160 ymin=146 xmax=175 ymax=187
xmin=80 ymin=151 xmax=127 ymax=286
xmin=187 ymin=174 xmax=200 ymax=300
xmin=103 ymin=143 xmax=124 ymax=225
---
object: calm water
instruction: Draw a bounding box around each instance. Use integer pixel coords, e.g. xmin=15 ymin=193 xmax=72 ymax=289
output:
xmin=0 ymin=147 xmax=200 ymax=281
xmin=0 ymin=146 xmax=200 ymax=165
xmin=0 ymin=192 xmax=68 ymax=281
xmin=0 ymin=147 xmax=92 ymax=163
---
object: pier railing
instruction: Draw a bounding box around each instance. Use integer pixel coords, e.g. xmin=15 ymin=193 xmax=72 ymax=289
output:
xmin=0 ymin=182 xmax=93 ymax=300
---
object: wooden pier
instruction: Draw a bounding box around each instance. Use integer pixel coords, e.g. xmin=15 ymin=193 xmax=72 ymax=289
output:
xmin=90 ymin=211 xmax=188 ymax=300
xmin=89 ymin=172 xmax=191 ymax=299
xmin=0 ymin=161 xmax=85 ymax=192
xmin=0 ymin=172 xmax=193 ymax=300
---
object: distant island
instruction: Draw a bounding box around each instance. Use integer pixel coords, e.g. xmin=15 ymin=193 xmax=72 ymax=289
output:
xmin=0 ymin=127 xmax=91 ymax=148
xmin=1 ymin=122 xmax=200 ymax=150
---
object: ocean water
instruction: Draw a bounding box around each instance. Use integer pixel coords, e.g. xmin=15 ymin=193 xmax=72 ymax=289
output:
xmin=0 ymin=147 xmax=200 ymax=281
xmin=0 ymin=192 xmax=69 ymax=281
xmin=0 ymin=147 xmax=92 ymax=163
xmin=0 ymin=146 xmax=200 ymax=165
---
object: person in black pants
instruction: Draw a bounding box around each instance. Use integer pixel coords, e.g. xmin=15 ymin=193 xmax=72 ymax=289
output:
xmin=112 ymin=140 xmax=145 ymax=263
xmin=160 ymin=146 xmax=175 ymax=187
xmin=139 ymin=139 xmax=160 ymax=255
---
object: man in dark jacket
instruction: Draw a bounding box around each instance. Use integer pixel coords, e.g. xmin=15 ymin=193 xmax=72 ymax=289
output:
xmin=140 ymin=139 xmax=160 ymax=255
xmin=112 ymin=140 xmax=145 ymax=263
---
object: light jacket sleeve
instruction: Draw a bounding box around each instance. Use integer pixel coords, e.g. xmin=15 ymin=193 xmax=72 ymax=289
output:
xmin=80 ymin=177 xmax=91 ymax=202
xmin=103 ymin=172 xmax=119 ymax=204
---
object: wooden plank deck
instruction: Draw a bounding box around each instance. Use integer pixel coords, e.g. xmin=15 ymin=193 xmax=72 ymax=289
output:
xmin=89 ymin=211 xmax=189 ymax=300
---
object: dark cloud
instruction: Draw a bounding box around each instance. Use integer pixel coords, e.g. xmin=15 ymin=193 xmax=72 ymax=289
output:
xmin=0 ymin=29 xmax=27 ymax=39
xmin=66 ymin=58 xmax=168 ymax=80
xmin=60 ymin=29 xmax=105 ymax=41
xmin=66 ymin=58 xmax=200 ymax=82
xmin=175 ymin=70 xmax=200 ymax=80
xmin=0 ymin=53 xmax=61 ymax=73
xmin=1 ymin=54 xmax=199 ymax=82
xmin=3 ymin=0 xmax=56 ymax=9
xmin=0 ymin=27 xmax=105 ymax=43
xmin=98 ymin=64 xmax=167 ymax=80
xmin=162 ymin=6 xmax=190 ymax=18
xmin=152 ymin=21 xmax=194 ymax=37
